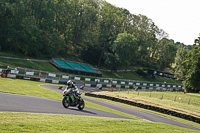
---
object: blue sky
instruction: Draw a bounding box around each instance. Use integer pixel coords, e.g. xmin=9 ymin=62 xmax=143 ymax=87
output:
xmin=105 ymin=0 xmax=200 ymax=45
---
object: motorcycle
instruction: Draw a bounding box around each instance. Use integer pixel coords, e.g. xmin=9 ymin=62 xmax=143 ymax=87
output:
xmin=60 ymin=86 xmax=85 ymax=110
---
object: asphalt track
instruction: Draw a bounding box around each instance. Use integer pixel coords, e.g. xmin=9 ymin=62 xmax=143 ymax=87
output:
xmin=0 ymin=92 xmax=132 ymax=119
xmin=1 ymin=83 xmax=200 ymax=131
xmin=41 ymin=84 xmax=200 ymax=131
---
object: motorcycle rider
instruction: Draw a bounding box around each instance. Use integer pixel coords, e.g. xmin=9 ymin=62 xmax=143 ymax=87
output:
xmin=66 ymin=80 xmax=79 ymax=104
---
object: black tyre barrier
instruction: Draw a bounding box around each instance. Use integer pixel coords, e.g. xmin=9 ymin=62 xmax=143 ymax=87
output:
xmin=16 ymin=75 xmax=24 ymax=79
xmin=30 ymin=77 xmax=40 ymax=81
xmin=16 ymin=75 xmax=40 ymax=81
xmin=85 ymin=93 xmax=200 ymax=124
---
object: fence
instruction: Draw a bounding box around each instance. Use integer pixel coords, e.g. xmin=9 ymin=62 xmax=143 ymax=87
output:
xmin=0 ymin=67 xmax=183 ymax=91
xmin=118 ymin=91 xmax=199 ymax=106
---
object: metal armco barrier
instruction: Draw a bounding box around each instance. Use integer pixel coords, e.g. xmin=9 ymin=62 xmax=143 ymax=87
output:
xmin=85 ymin=93 xmax=200 ymax=124
xmin=0 ymin=68 xmax=183 ymax=91
xmin=2 ymin=73 xmax=183 ymax=91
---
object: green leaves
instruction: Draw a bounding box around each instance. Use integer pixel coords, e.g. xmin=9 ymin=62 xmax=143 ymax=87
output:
xmin=174 ymin=44 xmax=188 ymax=80
xmin=104 ymin=32 xmax=137 ymax=71
xmin=175 ymin=38 xmax=200 ymax=92
xmin=0 ymin=0 xmax=178 ymax=72
xmin=182 ymin=45 xmax=200 ymax=92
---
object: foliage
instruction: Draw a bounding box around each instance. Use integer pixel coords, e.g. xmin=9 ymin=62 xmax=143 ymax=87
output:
xmin=112 ymin=32 xmax=137 ymax=70
xmin=136 ymin=68 xmax=147 ymax=77
xmin=173 ymin=39 xmax=200 ymax=93
xmin=174 ymin=44 xmax=188 ymax=80
xmin=103 ymin=51 xmax=120 ymax=72
xmin=104 ymin=32 xmax=137 ymax=71
xmin=153 ymin=38 xmax=177 ymax=70
xmin=0 ymin=0 xmax=179 ymax=71
xmin=182 ymin=45 xmax=200 ymax=92
xmin=174 ymin=37 xmax=200 ymax=92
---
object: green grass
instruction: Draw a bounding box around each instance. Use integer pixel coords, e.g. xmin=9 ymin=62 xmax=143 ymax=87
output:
xmin=92 ymin=91 xmax=200 ymax=119
xmin=0 ymin=52 xmax=182 ymax=84
xmin=0 ymin=112 xmax=199 ymax=133
xmin=0 ymin=57 xmax=60 ymax=73
xmin=0 ymin=78 xmax=61 ymax=100
xmin=0 ymin=78 xmax=199 ymax=132
xmin=102 ymin=71 xmax=181 ymax=84
xmin=0 ymin=78 xmax=138 ymax=120
xmin=0 ymin=51 xmax=48 ymax=59
xmin=85 ymin=94 xmax=200 ymax=129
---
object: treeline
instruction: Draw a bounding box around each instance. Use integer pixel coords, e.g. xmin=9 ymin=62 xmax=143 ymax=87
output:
xmin=174 ymin=38 xmax=200 ymax=92
xmin=0 ymin=0 xmax=187 ymax=71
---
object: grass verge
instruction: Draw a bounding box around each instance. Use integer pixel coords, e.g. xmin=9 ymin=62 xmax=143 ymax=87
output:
xmin=91 ymin=91 xmax=200 ymax=116
xmin=0 ymin=78 xmax=199 ymax=132
xmin=84 ymin=94 xmax=200 ymax=129
xmin=0 ymin=53 xmax=181 ymax=84
xmin=0 ymin=78 xmax=138 ymax=120
xmin=0 ymin=57 xmax=60 ymax=73
xmin=0 ymin=112 xmax=199 ymax=133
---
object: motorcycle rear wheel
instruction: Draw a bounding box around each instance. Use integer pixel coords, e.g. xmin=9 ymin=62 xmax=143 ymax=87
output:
xmin=78 ymin=99 xmax=85 ymax=110
xmin=62 ymin=96 xmax=70 ymax=108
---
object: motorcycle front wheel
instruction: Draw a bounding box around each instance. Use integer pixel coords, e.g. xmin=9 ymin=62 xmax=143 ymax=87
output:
xmin=78 ymin=99 xmax=85 ymax=110
xmin=62 ymin=96 xmax=70 ymax=108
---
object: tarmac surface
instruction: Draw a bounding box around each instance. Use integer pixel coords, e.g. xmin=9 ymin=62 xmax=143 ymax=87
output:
xmin=41 ymin=84 xmax=200 ymax=131
xmin=0 ymin=82 xmax=200 ymax=131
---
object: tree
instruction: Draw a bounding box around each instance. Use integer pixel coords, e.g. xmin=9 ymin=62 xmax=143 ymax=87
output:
xmin=110 ymin=32 xmax=137 ymax=71
xmin=194 ymin=37 xmax=200 ymax=46
xmin=174 ymin=44 xmax=188 ymax=80
xmin=0 ymin=0 xmax=178 ymax=71
xmin=150 ymin=29 xmax=168 ymax=66
xmin=182 ymin=38 xmax=200 ymax=92
xmin=0 ymin=0 xmax=23 ymax=52
xmin=153 ymin=38 xmax=177 ymax=70
xmin=103 ymin=51 xmax=120 ymax=72
xmin=97 ymin=2 xmax=125 ymax=67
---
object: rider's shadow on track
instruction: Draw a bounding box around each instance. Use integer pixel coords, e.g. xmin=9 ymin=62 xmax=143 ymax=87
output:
xmin=67 ymin=107 xmax=97 ymax=115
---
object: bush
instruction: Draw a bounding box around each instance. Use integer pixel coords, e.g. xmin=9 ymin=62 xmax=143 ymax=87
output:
xmin=136 ymin=69 xmax=147 ymax=77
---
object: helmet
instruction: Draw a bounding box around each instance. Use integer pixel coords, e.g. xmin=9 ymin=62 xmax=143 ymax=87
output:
xmin=67 ymin=80 xmax=73 ymax=87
